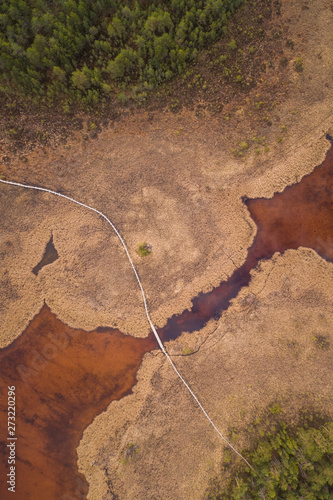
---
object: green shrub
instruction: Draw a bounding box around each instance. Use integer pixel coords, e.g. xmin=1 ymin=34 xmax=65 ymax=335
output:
xmin=228 ymin=39 xmax=238 ymax=50
xmin=295 ymin=57 xmax=304 ymax=72
xmin=137 ymin=243 xmax=152 ymax=257
xmin=269 ymin=403 xmax=282 ymax=415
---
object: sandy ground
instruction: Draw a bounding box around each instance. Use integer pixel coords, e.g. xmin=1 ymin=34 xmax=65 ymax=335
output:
xmin=0 ymin=0 xmax=332 ymax=498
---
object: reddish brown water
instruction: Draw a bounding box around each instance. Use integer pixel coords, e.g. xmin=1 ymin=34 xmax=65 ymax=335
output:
xmin=0 ymin=141 xmax=332 ymax=498
xmin=0 ymin=304 xmax=157 ymax=499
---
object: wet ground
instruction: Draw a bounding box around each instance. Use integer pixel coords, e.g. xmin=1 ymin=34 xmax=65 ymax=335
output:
xmin=0 ymin=142 xmax=332 ymax=498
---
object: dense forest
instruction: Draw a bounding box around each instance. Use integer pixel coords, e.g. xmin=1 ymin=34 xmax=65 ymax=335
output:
xmin=207 ymin=421 xmax=333 ymax=500
xmin=0 ymin=0 xmax=244 ymax=106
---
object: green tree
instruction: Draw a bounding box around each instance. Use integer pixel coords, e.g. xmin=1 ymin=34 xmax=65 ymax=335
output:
xmin=107 ymin=48 xmax=137 ymax=80
xmin=71 ymin=68 xmax=90 ymax=90
xmin=144 ymin=10 xmax=173 ymax=38
xmin=52 ymin=66 xmax=66 ymax=82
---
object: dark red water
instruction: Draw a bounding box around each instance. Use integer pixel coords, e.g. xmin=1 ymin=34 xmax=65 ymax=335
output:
xmin=0 ymin=140 xmax=332 ymax=499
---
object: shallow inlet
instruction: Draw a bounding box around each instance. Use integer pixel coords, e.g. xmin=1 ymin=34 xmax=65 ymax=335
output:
xmin=0 ymin=141 xmax=332 ymax=498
